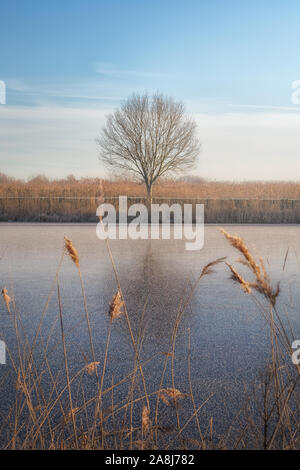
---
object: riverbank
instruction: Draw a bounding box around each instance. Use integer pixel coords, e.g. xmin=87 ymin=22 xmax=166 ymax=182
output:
xmin=1 ymin=196 xmax=300 ymax=223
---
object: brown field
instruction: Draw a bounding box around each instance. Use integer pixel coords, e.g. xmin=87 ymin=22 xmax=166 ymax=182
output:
xmin=1 ymin=173 xmax=300 ymax=223
xmin=2 ymin=173 xmax=300 ymax=199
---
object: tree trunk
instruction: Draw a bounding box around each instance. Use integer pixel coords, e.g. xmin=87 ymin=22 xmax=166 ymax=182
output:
xmin=146 ymin=184 xmax=153 ymax=221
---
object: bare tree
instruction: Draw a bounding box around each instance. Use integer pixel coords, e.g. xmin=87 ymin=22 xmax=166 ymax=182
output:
xmin=97 ymin=92 xmax=200 ymax=205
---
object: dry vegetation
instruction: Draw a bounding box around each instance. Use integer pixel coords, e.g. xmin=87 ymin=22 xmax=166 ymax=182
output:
xmin=1 ymin=173 xmax=300 ymax=222
xmin=2 ymin=172 xmax=300 ymax=199
xmin=0 ymin=229 xmax=299 ymax=449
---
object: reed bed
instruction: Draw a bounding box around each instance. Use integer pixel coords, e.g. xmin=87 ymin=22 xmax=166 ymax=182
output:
xmin=0 ymin=229 xmax=299 ymax=450
xmin=1 ymin=197 xmax=300 ymax=223
xmin=2 ymin=174 xmax=300 ymax=222
xmin=2 ymin=173 xmax=300 ymax=199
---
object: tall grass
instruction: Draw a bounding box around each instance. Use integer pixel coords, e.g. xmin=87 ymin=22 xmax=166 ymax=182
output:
xmin=2 ymin=173 xmax=300 ymax=199
xmin=1 ymin=174 xmax=300 ymax=222
xmin=0 ymin=229 xmax=299 ymax=449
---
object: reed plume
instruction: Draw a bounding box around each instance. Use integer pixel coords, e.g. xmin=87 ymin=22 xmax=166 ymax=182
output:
xmin=142 ymin=406 xmax=151 ymax=434
xmin=226 ymin=262 xmax=252 ymax=294
xmin=16 ymin=369 xmax=23 ymax=392
xmin=220 ymin=229 xmax=262 ymax=278
xmin=158 ymin=388 xmax=188 ymax=408
xmin=109 ymin=290 xmax=124 ymax=321
xmin=199 ymin=257 xmax=226 ymax=278
xmin=220 ymin=229 xmax=280 ymax=305
xmin=64 ymin=237 xmax=79 ymax=267
xmin=85 ymin=362 xmax=100 ymax=375
xmin=161 ymin=351 xmax=174 ymax=358
xmin=2 ymin=287 xmax=11 ymax=313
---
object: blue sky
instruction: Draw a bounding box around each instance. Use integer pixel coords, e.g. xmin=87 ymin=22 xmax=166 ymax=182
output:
xmin=1 ymin=0 xmax=300 ymax=180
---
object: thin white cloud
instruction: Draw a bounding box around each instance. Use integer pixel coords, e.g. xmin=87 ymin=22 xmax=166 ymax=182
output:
xmin=94 ymin=62 xmax=176 ymax=80
xmin=194 ymin=112 xmax=300 ymax=180
xmin=0 ymin=106 xmax=110 ymax=178
xmin=1 ymin=106 xmax=300 ymax=181
xmin=6 ymin=81 xmax=122 ymax=104
xmin=230 ymin=104 xmax=300 ymax=112
xmin=4 ymin=78 xmax=32 ymax=92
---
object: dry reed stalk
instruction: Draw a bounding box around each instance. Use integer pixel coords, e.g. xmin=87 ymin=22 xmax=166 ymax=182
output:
xmin=220 ymin=228 xmax=300 ymax=449
xmin=64 ymin=237 xmax=79 ymax=267
xmin=168 ymin=259 xmax=224 ymax=440
xmin=80 ymin=432 xmax=92 ymax=450
xmin=25 ymin=250 xmax=66 ymax=386
xmin=14 ymin=364 xmax=46 ymax=449
xmin=57 ymin=283 xmax=79 ymax=449
xmin=134 ymin=439 xmax=145 ymax=450
xmin=91 ymin=289 xmax=123 ymax=448
xmin=102 ymin=234 xmax=150 ymax=413
xmin=65 ymin=407 xmax=80 ymax=423
xmin=2 ymin=287 xmax=11 ymax=313
xmin=165 ymin=394 xmax=214 ymax=450
xmin=23 ymin=366 xmax=90 ymax=447
xmin=110 ymin=376 xmax=117 ymax=449
xmin=154 ymin=257 xmax=225 ymax=446
xmin=161 ymin=351 xmax=174 ymax=358
xmin=64 ymin=236 xmax=100 ymax=410
xmin=187 ymin=328 xmax=206 ymax=449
